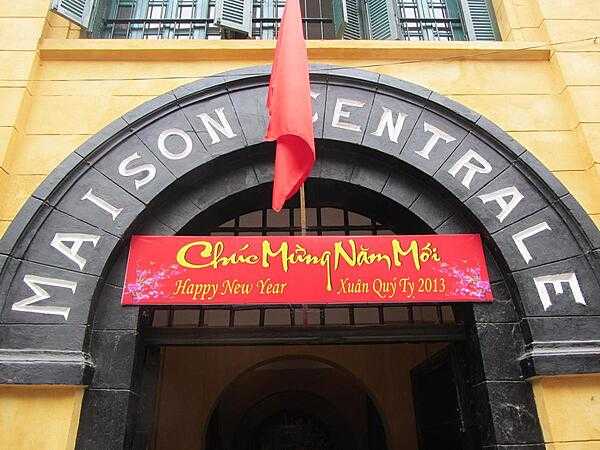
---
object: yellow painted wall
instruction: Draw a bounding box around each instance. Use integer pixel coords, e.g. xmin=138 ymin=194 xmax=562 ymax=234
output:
xmin=0 ymin=0 xmax=599 ymax=449
xmin=533 ymin=375 xmax=600 ymax=449
xmin=0 ymin=385 xmax=84 ymax=450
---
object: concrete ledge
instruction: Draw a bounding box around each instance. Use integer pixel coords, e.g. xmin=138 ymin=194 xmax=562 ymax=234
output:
xmin=38 ymin=38 xmax=552 ymax=62
xmin=520 ymin=340 xmax=600 ymax=378
xmin=0 ymin=349 xmax=93 ymax=385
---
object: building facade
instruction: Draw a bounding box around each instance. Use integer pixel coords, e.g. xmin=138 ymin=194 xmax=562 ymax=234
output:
xmin=0 ymin=0 xmax=599 ymax=449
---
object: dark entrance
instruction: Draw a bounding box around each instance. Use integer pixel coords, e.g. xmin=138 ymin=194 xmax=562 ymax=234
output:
xmin=148 ymin=343 xmax=471 ymax=450
xmin=247 ymin=409 xmax=338 ymax=450
xmin=412 ymin=346 xmax=475 ymax=450
xmin=208 ymin=365 xmax=385 ymax=450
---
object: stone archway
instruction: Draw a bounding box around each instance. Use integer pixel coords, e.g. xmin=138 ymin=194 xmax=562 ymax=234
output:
xmin=0 ymin=65 xmax=599 ymax=448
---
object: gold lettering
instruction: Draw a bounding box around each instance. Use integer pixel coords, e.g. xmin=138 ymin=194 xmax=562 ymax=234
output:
xmin=334 ymin=240 xmax=356 ymax=269
xmin=174 ymin=238 xmax=440 ymax=292
xmin=357 ymin=244 xmax=391 ymax=269
xmin=262 ymin=240 xmax=289 ymax=271
xmin=177 ymin=240 xmax=259 ymax=269
xmin=176 ymin=241 xmax=216 ymax=269
xmin=392 ymin=239 xmax=421 ymax=270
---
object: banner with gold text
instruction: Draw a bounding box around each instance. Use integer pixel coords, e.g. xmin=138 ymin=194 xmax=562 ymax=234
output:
xmin=121 ymin=235 xmax=492 ymax=305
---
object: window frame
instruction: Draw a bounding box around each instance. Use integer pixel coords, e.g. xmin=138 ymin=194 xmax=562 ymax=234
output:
xmin=94 ymin=0 xmax=497 ymax=40
xmin=395 ymin=0 xmax=468 ymax=41
xmin=101 ymin=0 xmax=213 ymax=38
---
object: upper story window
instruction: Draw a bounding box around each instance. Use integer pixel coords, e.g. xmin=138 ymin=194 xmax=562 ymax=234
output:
xmin=51 ymin=0 xmax=498 ymax=41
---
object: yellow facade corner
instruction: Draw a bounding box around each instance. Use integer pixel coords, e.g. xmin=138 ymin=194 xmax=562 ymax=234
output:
xmin=0 ymin=385 xmax=84 ymax=450
xmin=532 ymin=374 xmax=600 ymax=444
xmin=0 ymin=127 xmax=17 ymax=170
xmin=0 ymin=17 xmax=46 ymax=51
xmin=511 ymin=130 xmax=593 ymax=171
xmin=538 ymin=0 xmax=600 ymax=21
xmin=555 ymin=169 xmax=600 ymax=215
xmin=0 ymin=2 xmax=49 ymax=18
xmin=0 ymin=174 xmax=46 ymax=221
xmin=8 ymin=133 xmax=90 ymax=175
xmin=579 ymin=123 xmax=600 ymax=164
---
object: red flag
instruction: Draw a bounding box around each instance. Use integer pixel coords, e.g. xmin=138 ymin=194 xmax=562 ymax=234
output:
xmin=265 ymin=0 xmax=315 ymax=212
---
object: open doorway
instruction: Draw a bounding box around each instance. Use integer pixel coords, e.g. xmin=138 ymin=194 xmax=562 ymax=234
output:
xmin=141 ymin=342 xmax=475 ymax=450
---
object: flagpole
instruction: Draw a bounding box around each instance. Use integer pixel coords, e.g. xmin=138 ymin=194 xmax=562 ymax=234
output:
xmin=299 ymin=183 xmax=307 ymax=236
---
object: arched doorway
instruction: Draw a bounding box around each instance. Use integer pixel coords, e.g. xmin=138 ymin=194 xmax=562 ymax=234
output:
xmin=1 ymin=65 xmax=598 ymax=449
xmin=205 ymin=357 xmax=384 ymax=450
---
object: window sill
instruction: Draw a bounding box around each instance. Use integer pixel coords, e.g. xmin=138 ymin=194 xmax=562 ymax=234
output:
xmin=38 ymin=38 xmax=551 ymax=62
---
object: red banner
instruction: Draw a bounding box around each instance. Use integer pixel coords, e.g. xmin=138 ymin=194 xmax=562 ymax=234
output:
xmin=121 ymin=235 xmax=492 ymax=306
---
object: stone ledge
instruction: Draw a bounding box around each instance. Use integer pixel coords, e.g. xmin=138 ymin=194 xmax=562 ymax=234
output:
xmin=520 ymin=341 xmax=600 ymax=378
xmin=38 ymin=38 xmax=552 ymax=62
xmin=0 ymin=349 xmax=94 ymax=384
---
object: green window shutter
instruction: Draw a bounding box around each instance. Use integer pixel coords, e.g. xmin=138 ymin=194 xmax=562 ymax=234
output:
xmin=214 ymin=0 xmax=253 ymax=36
xmin=88 ymin=0 xmax=113 ymax=37
xmin=332 ymin=0 xmax=362 ymax=39
xmin=51 ymin=0 xmax=95 ymax=29
xmin=461 ymin=0 xmax=497 ymax=40
xmin=365 ymin=0 xmax=399 ymax=40
xmin=445 ymin=0 xmax=467 ymax=40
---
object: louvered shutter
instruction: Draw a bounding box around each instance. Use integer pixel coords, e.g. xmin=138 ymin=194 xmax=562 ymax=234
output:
xmin=51 ymin=0 xmax=95 ymax=29
xmin=332 ymin=0 xmax=362 ymax=39
xmin=461 ymin=0 xmax=497 ymax=40
xmin=365 ymin=0 xmax=399 ymax=40
xmin=214 ymin=0 xmax=253 ymax=35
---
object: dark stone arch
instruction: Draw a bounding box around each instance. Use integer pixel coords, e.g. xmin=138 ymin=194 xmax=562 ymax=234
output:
xmin=77 ymin=146 xmax=524 ymax=449
xmin=134 ymin=146 xmax=530 ymax=449
xmin=0 ymin=64 xmax=598 ymax=448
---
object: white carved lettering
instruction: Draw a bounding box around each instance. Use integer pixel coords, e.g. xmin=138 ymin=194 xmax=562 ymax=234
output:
xmin=478 ymin=186 xmax=524 ymax=223
xmin=50 ymin=233 xmax=100 ymax=271
xmin=512 ymin=222 xmax=551 ymax=264
xmin=311 ymin=91 xmax=320 ymax=123
xmin=371 ymin=107 xmax=407 ymax=143
xmin=118 ymin=152 xmax=156 ymax=190
xmin=12 ymin=275 xmax=77 ymax=319
xmin=415 ymin=122 xmax=456 ymax=159
xmin=158 ymin=128 xmax=193 ymax=160
xmin=534 ymin=273 xmax=586 ymax=311
xmin=448 ymin=149 xmax=492 ymax=189
xmin=81 ymin=189 xmax=123 ymax=221
xmin=332 ymin=98 xmax=365 ymax=132
xmin=197 ymin=107 xmax=236 ymax=144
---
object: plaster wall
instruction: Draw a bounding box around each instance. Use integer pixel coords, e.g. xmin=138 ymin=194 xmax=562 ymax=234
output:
xmin=532 ymin=374 xmax=600 ymax=449
xmin=0 ymin=0 xmax=599 ymax=449
xmin=0 ymin=385 xmax=84 ymax=450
